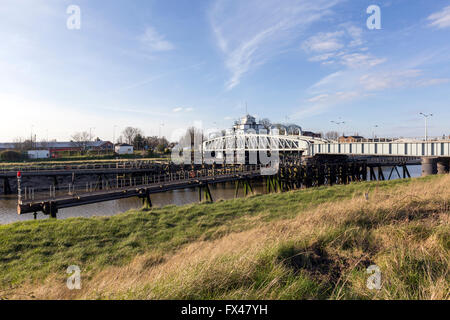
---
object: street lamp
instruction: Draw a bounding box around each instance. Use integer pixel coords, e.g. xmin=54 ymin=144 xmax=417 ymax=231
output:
xmin=331 ymin=120 xmax=346 ymax=137
xmin=419 ymin=113 xmax=433 ymax=141
xmin=89 ymin=127 xmax=95 ymax=141
xmin=113 ymin=125 xmax=118 ymax=153
xmin=159 ymin=122 xmax=164 ymax=138
xmin=372 ymin=125 xmax=379 ymax=141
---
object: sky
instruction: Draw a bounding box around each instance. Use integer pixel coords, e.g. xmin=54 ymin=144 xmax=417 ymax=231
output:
xmin=0 ymin=0 xmax=449 ymax=142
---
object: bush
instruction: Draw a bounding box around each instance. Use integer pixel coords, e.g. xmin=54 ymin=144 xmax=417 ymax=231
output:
xmin=0 ymin=150 xmax=24 ymax=162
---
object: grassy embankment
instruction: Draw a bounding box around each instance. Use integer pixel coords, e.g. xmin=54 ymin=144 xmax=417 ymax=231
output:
xmin=0 ymin=174 xmax=448 ymax=299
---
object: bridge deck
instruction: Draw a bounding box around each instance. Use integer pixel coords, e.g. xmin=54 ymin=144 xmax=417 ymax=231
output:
xmin=311 ymin=141 xmax=450 ymax=157
xmin=17 ymin=169 xmax=262 ymax=215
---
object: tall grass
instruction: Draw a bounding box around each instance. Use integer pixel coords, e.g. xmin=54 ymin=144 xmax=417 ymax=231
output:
xmin=0 ymin=174 xmax=448 ymax=299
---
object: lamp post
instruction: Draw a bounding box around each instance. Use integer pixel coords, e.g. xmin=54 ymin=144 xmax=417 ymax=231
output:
xmin=331 ymin=120 xmax=346 ymax=137
xmin=159 ymin=122 xmax=164 ymax=138
xmin=113 ymin=125 xmax=118 ymax=153
xmin=89 ymin=127 xmax=95 ymax=141
xmin=419 ymin=113 xmax=433 ymax=141
xmin=372 ymin=125 xmax=379 ymax=141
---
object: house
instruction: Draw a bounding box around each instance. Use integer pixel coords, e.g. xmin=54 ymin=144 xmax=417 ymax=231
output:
xmin=86 ymin=141 xmax=114 ymax=151
xmin=0 ymin=143 xmax=18 ymax=150
xmin=115 ymin=143 xmax=134 ymax=155
xmin=0 ymin=141 xmax=114 ymax=158
xmin=338 ymin=135 xmax=365 ymax=143
xmin=28 ymin=150 xmax=50 ymax=159
xmin=302 ymin=131 xmax=322 ymax=138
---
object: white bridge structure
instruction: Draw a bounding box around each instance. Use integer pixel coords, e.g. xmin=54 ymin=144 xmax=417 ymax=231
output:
xmin=203 ymin=133 xmax=450 ymax=158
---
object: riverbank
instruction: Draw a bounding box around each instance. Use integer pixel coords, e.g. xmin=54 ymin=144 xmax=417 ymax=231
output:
xmin=0 ymin=174 xmax=448 ymax=299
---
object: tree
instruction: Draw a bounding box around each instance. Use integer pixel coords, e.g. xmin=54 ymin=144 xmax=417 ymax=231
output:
xmin=122 ymin=127 xmax=143 ymax=145
xmin=260 ymin=118 xmax=272 ymax=130
xmin=0 ymin=150 xmax=23 ymax=161
xmin=156 ymin=137 xmax=169 ymax=153
xmin=145 ymin=136 xmax=160 ymax=151
xmin=71 ymin=131 xmax=90 ymax=151
xmin=178 ymin=127 xmax=204 ymax=149
xmin=133 ymin=133 xmax=145 ymax=150
xmin=324 ymin=131 xmax=339 ymax=140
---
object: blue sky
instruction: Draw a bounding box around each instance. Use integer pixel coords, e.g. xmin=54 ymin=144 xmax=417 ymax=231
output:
xmin=1 ymin=0 xmax=449 ymax=142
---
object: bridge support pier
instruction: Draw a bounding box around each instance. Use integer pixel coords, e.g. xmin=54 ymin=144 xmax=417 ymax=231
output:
xmin=43 ymin=202 xmax=58 ymax=219
xmin=142 ymin=191 xmax=152 ymax=210
xmin=2 ymin=177 xmax=12 ymax=195
xmin=437 ymin=158 xmax=449 ymax=174
xmin=402 ymin=165 xmax=411 ymax=179
xmin=199 ymin=183 xmax=213 ymax=203
xmin=421 ymin=157 xmax=437 ymax=176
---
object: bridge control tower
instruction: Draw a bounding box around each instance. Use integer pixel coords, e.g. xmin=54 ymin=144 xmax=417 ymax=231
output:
xmin=232 ymin=114 xmax=265 ymax=133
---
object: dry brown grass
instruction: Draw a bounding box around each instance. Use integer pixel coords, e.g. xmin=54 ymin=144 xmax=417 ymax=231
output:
xmin=3 ymin=175 xmax=449 ymax=300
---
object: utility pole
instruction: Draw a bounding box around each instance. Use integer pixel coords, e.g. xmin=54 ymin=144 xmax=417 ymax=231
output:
xmin=419 ymin=113 xmax=433 ymax=141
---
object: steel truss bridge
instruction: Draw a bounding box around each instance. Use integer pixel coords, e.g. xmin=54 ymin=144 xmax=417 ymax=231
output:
xmin=203 ymin=133 xmax=450 ymax=158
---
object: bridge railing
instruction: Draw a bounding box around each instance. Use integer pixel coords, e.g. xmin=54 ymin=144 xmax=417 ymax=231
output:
xmin=18 ymin=164 xmax=263 ymax=203
xmin=310 ymin=140 xmax=450 ymax=157
xmin=324 ymin=137 xmax=450 ymax=143
xmin=0 ymin=159 xmax=169 ymax=174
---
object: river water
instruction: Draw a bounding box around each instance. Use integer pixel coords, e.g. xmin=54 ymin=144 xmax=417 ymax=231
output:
xmin=0 ymin=165 xmax=422 ymax=224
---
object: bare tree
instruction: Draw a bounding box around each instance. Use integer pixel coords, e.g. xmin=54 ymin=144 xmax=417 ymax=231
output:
xmin=122 ymin=127 xmax=143 ymax=145
xmin=259 ymin=118 xmax=272 ymax=130
xmin=145 ymin=136 xmax=160 ymax=151
xmin=178 ymin=127 xmax=204 ymax=149
xmin=71 ymin=131 xmax=90 ymax=150
xmin=324 ymin=131 xmax=339 ymax=140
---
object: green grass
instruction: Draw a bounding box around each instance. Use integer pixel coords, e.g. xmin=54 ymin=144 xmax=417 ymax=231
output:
xmin=0 ymin=174 xmax=447 ymax=299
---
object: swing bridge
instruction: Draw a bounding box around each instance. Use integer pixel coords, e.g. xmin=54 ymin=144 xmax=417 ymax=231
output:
xmin=14 ymin=132 xmax=450 ymax=219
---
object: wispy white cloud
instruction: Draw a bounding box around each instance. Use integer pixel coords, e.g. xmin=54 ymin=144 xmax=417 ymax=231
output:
xmin=210 ymin=0 xmax=342 ymax=90
xmin=340 ymin=53 xmax=386 ymax=69
xmin=173 ymin=107 xmax=194 ymax=113
xmin=427 ymin=5 xmax=450 ymax=29
xmin=139 ymin=26 xmax=174 ymax=52
xmin=294 ymin=65 xmax=449 ymax=120
xmin=302 ymin=31 xmax=344 ymax=52
xmin=302 ymin=24 xmax=384 ymax=68
xmin=307 ymin=93 xmax=329 ymax=103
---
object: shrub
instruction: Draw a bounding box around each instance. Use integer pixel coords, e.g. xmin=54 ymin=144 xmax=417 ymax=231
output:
xmin=0 ymin=150 xmax=24 ymax=162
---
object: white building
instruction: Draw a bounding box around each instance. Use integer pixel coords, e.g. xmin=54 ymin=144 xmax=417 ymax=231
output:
xmin=28 ymin=150 xmax=50 ymax=159
xmin=233 ymin=114 xmax=265 ymax=133
xmin=115 ymin=144 xmax=134 ymax=155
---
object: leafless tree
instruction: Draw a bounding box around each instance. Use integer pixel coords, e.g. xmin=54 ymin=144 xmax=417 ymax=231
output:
xmin=122 ymin=127 xmax=143 ymax=145
xmin=324 ymin=131 xmax=339 ymax=140
xmin=259 ymin=118 xmax=272 ymax=130
xmin=178 ymin=127 xmax=204 ymax=149
xmin=71 ymin=131 xmax=90 ymax=149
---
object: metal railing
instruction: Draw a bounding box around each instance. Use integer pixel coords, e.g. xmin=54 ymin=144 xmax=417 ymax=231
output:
xmin=19 ymin=164 xmax=263 ymax=203
xmin=0 ymin=159 xmax=169 ymax=174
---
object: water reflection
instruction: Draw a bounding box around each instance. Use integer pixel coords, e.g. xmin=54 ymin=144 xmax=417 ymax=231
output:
xmin=0 ymin=165 xmax=422 ymax=224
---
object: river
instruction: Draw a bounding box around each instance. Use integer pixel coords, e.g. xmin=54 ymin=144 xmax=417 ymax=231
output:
xmin=0 ymin=165 xmax=422 ymax=224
